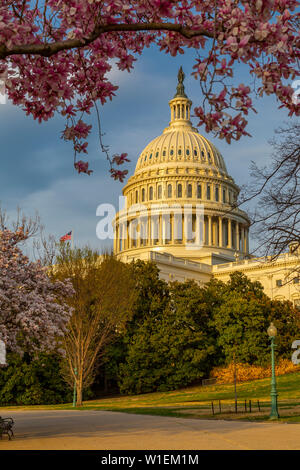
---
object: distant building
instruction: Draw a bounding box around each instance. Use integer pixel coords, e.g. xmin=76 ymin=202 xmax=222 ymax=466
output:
xmin=113 ymin=69 xmax=300 ymax=308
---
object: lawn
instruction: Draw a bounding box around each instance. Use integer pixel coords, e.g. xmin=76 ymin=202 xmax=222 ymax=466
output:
xmin=1 ymin=372 xmax=300 ymax=423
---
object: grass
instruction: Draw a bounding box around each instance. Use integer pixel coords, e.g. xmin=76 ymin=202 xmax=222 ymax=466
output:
xmin=1 ymin=372 xmax=300 ymax=423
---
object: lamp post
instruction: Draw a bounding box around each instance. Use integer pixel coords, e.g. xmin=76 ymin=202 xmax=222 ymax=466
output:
xmin=267 ymin=322 xmax=279 ymax=420
xmin=72 ymin=366 xmax=77 ymax=408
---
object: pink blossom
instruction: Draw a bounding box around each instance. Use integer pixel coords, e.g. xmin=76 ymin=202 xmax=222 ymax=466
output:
xmin=74 ymin=160 xmax=93 ymax=175
xmin=0 ymin=0 xmax=298 ymax=177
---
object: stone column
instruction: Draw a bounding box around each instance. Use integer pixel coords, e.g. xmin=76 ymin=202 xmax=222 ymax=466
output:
xmin=162 ymin=214 xmax=166 ymax=244
xmin=158 ymin=214 xmax=162 ymax=244
xmin=235 ymin=221 xmax=239 ymax=252
xmin=122 ymin=222 xmax=127 ymax=250
xmin=241 ymin=226 xmax=245 ymax=254
xmin=196 ymin=212 xmax=201 ymax=247
xmin=219 ymin=217 xmax=223 ymax=247
xmin=245 ymin=228 xmax=249 ymax=254
xmin=214 ymin=219 xmax=218 ymax=245
xmin=208 ymin=215 xmax=212 ymax=245
xmin=182 ymin=214 xmax=187 ymax=245
xmin=228 ymin=218 xmax=232 ymax=249
xmin=143 ymin=217 xmax=148 ymax=246
xmin=148 ymin=214 xmax=151 ymax=246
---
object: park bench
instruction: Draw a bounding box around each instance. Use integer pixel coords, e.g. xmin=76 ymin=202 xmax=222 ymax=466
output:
xmin=0 ymin=417 xmax=14 ymax=440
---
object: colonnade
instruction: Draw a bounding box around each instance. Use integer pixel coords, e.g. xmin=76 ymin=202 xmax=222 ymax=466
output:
xmin=170 ymin=100 xmax=191 ymax=121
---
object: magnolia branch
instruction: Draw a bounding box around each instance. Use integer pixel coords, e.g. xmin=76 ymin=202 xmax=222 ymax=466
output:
xmin=0 ymin=22 xmax=216 ymax=59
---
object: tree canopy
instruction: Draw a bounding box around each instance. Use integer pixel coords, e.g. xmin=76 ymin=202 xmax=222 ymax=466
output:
xmin=1 ymin=1 xmax=299 ymax=177
xmin=119 ymin=280 xmax=217 ymax=394
xmin=52 ymin=247 xmax=136 ymax=405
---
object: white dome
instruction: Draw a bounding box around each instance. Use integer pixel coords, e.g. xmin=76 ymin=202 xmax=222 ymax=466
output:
xmin=114 ymin=68 xmax=250 ymax=265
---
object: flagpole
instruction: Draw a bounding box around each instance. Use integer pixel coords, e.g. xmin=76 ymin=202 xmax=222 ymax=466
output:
xmin=71 ymin=230 xmax=74 ymax=250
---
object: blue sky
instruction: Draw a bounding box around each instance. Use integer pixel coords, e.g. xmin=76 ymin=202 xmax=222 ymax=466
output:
xmin=0 ymin=45 xmax=293 ymax=256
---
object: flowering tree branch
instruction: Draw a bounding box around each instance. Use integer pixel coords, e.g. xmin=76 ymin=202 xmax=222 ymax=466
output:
xmin=0 ymin=0 xmax=299 ymax=179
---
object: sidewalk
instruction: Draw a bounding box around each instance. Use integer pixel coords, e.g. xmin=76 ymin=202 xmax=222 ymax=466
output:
xmin=0 ymin=409 xmax=299 ymax=450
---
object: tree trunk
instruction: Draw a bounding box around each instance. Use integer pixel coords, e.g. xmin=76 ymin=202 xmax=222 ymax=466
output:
xmin=76 ymin=371 xmax=83 ymax=407
xmin=233 ymin=354 xmax=237 ymax=413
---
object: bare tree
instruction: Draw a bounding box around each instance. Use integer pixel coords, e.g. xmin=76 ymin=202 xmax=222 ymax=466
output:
xmin=0 ymin=204 xmax=61 ymax=266
xmin=52 ymin=246 xmax=136 ymax=406
xmin=0 ymin=204 xmax=40 ymax=241
xmin=238 ymin=122 xmax=300 ymax=272
xmin=32 ymin=228 xmax=58 ymax=266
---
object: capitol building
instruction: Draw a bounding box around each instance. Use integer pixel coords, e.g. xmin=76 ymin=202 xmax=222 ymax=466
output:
xmin=113 ymin=69 xmax=300 ymax=308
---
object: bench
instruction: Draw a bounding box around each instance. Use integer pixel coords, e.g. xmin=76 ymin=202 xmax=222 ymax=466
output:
xmin=0 ymin=417 xmax=14 ymax=440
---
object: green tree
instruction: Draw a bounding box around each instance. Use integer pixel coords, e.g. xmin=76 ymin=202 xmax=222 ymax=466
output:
xmin=266 ymin=299 xmax=300 ymax=361
xmin=213 ymin=272 xmax=300 ymax=366
xmin=96 ymin=260 xmax=169 ymax=393
xmin=118 ymin=280 xmax=217 ymax=394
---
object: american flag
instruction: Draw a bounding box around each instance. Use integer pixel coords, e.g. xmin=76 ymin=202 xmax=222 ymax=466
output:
xmin=60 ymin=231 xmax=72 ymax=242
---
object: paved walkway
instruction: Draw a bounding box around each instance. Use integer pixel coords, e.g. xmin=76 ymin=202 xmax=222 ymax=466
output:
xmin=0 ymin=410 xmax=299 ymax=450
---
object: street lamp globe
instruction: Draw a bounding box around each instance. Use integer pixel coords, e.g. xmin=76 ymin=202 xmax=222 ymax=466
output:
xmin=267 ymin=322 xmax=277 ymax=338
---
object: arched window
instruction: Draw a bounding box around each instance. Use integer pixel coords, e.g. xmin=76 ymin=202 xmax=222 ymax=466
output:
xmin=215 ymin=186 xmax=219 ymax=202
xmin=135 ymin=190 xmax=139 ymax=204
xmin=207 ymin=184 xmax=211 ymax=200
xmin=142 ymin=188 xmax=145 ymax=202
xmin=223 ymin=188 xmax=226 ymax=203
xmin=194 ymin=149 xmax=197 ymax=156
xmin=167 ymin=184 xmax=172 ymax=198
xmin=197 ymin=184 xmax=202 ymax=199
xmin=149 ymin=186 xmax=153 ymax=200
xmin=158 ymin=185 xmax=162 ymax=199
xmin=155 ymin=152 xmax=159 ymax=158
xmin=178 ymin=149 xmax=182 ymax=156
xmin=186 ymin=149 xmax=190 ymax=156
xmin=187 ymin=184 xmax=192 ymax=198
xmin=170 ymin=149 xmax=174 ymax=156
xmin=163 ymin=149 xmax=166 ymax=156
xmin=177 ymin=184 xmax=182 ymax=198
